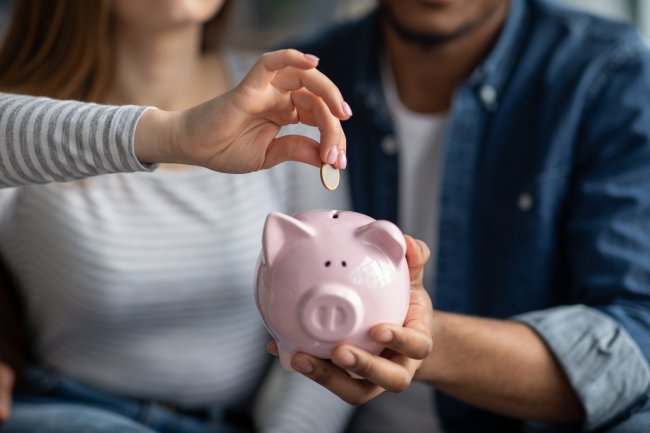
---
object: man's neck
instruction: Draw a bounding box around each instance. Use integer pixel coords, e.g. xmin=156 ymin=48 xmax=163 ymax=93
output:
xmin=384 ymin=1 xmax=509 ymax=113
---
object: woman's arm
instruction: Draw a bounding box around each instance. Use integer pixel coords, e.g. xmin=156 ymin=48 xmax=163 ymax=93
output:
xmin=0 ymin=49 xmax=350 ymax=188
xmin=136 ymin=48 xmax=351 ymax=173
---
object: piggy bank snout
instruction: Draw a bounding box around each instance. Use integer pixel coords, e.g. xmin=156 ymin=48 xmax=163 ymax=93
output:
xmin=300 ymin=285 xmax=363 ymax=342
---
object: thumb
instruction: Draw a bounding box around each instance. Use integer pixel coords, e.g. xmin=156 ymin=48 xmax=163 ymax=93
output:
xmin=404 ymin=235 xmax=430 ymax=287
xmin=0 ymin=363 xmax=14 ymax=422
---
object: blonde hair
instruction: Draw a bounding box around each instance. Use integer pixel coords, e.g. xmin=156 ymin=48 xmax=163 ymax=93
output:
xmin=0 ymin=0 xmax=234 ymax=102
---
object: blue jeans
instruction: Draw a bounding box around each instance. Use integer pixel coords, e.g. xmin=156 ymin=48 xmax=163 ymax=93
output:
xmin=0 ymin=368 xmax=240 ymax=433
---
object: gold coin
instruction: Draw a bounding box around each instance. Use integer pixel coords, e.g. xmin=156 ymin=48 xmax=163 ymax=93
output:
xmin=320 ymin=163 xmax=340 ymax=191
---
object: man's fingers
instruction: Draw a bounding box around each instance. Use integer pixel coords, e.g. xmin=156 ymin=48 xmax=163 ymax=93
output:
xmin=263 ymin=134 xmax=322 ymax=169
xmin=404 ymin=235 xmax=430 ymax=284
xmin=369 ymin=324 xmax=433 ymax=360
xmin=292 ymin=89 xmax=347 ymax=167
xmin=330 ymin=345 xmax=416 ymax=393
xmin=243 ymin=49 xmax=318 ymax=89
xmin=291 ymin=352 xmax=385 ymax=405
xmin=405 ymin=235 xmax=430 ymax=272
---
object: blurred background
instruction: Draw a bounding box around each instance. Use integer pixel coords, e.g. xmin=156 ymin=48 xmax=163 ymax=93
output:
xmin=226 ymin=0 xmax=650 ymax=48
xmin=0 ymin=0 xmax=645 ymax=432
xmin=0 ymin=0 xmax=646 ymax=50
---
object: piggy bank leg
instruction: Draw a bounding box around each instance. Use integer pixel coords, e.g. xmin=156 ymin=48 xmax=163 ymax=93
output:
xmin=277 ymin=345 xmax=296 ymax=372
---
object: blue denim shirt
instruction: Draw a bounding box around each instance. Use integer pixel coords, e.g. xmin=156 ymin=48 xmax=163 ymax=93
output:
xmin=291 ymin=0 xmax=650 ymax=431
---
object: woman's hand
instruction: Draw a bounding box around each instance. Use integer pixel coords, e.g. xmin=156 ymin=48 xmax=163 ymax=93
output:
xmin=269 ymin=235 xmax=435 ymax=405
xmin=136 ymin=49 xmax=351 ymax=173
xmin=0 ymin=362 xmax=14 ymax=422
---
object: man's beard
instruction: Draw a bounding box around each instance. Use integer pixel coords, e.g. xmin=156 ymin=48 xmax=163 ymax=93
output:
xmin=379 ymin=2 xmax=505 ymax=50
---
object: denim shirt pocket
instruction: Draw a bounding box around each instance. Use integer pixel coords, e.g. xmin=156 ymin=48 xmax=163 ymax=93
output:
xmin=483 ymin=164 xmax=572 ymax=236
xmin=515 ymin=165 xmax=572 ymax=224
xmin=477 ymin=165 xmax=573 ymax=315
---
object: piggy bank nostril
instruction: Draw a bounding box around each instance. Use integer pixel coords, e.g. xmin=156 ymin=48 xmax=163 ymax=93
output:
xmin=341 ymin=261 xmax=347 ymax=267
xmin=325 ymin=261 xmax=331 ymax=267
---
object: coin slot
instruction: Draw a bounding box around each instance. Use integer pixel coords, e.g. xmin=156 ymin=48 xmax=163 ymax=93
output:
xmin=332 ymin=212 xmax=340 ymax=219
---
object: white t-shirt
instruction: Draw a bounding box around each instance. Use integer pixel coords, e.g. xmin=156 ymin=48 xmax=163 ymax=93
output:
xmin=382 ymin=59 xmax=448 ymax=292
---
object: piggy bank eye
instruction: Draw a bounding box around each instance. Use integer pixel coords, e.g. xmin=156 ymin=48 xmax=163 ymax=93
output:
xmin=341 ymin=261 xmax=347 ymax=267
xmin=325 ymin=261 xmax=331 ymax=267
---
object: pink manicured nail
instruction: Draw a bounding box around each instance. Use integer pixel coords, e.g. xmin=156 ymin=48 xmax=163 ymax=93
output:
xmin=338 ymin=152 xmax=347 ymax=170
xmin=304 ymin=53 xmax=320 ymax=63
xmin=342 ymin=101 xmax=353 ymax=117
xmin=327 ymin=148 xmax=338 ymax=165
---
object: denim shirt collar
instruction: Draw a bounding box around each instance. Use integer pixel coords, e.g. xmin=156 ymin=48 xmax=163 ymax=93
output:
xmin=351 ymin=0 xmax=529 ymax=116
xmin=468 ymin=0 xmax=530 ymax=104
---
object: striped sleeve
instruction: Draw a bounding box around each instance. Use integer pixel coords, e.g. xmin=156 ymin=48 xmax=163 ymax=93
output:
xmin=255 ymin=362 xmax=355 ymax=433
xmin=0 ymin=93 xmax=154 ymax=187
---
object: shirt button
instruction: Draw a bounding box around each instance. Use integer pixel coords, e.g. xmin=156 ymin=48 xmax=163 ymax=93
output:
xmin=381 ymin=136 xmax=398 ymax=155
xmin=480 ymin=84 xmax=498 ymax=107
xmin=518 ymin=193 xmax=533 ymax=212
xmin=364 ymin=93 xmax=379 ymax=109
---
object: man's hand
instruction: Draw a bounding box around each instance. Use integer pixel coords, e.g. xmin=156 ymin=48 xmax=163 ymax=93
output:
xmin=269 ymin=235 xmax=435 ymax=405
xmin=136 ymin=49 xmax=351 ymax=173
xmin=0 ymin=362 xmax=14 ymax=422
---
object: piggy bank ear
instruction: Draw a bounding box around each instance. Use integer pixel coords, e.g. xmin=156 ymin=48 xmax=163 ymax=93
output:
xmin=355 ymin=220 xmax=406 ymax=266
xmin=263 ymin=212 xmax=316 ymax=266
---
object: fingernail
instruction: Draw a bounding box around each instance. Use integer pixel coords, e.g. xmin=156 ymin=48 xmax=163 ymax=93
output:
xmin=342 ymin=101 xmax=353 ymax=117
xmin=337 ymin=350 xmax=356 ymax=367
xmin=304 ymin=53 xmax=320 ymax=63
xmin=294 ymin=358 xmax=314 ymax=374
xmin=327 ymin=148 xmax=338 ymax=165
xmin=338 ymin=152 xmax=347 ymax=170
xmin=374 ymin=328 xmax=392 ymax=343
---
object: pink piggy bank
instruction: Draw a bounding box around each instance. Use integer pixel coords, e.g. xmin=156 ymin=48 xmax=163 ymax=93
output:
xmin=255 ymin=210 xmax=410 ymax=372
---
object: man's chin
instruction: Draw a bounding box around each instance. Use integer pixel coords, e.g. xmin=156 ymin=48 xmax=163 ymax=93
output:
xmin=414 ymin=0 xmax=457 ymax=8
xmin=379 ymin=4 xmax=476 ymax=49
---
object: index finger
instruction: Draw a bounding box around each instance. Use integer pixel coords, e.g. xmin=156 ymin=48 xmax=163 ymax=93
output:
xmin=243 ymin=49 xmax=320 ymax=90
xmin=290 ymin=352 xmax=385 ymax=405
xmin=272 ymin=67 xmax=352 ymax=121
xmin=242 ymin=49 xmax=352 ymax=121
xmin=369 ymin=323 xmax=433 ymax=360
